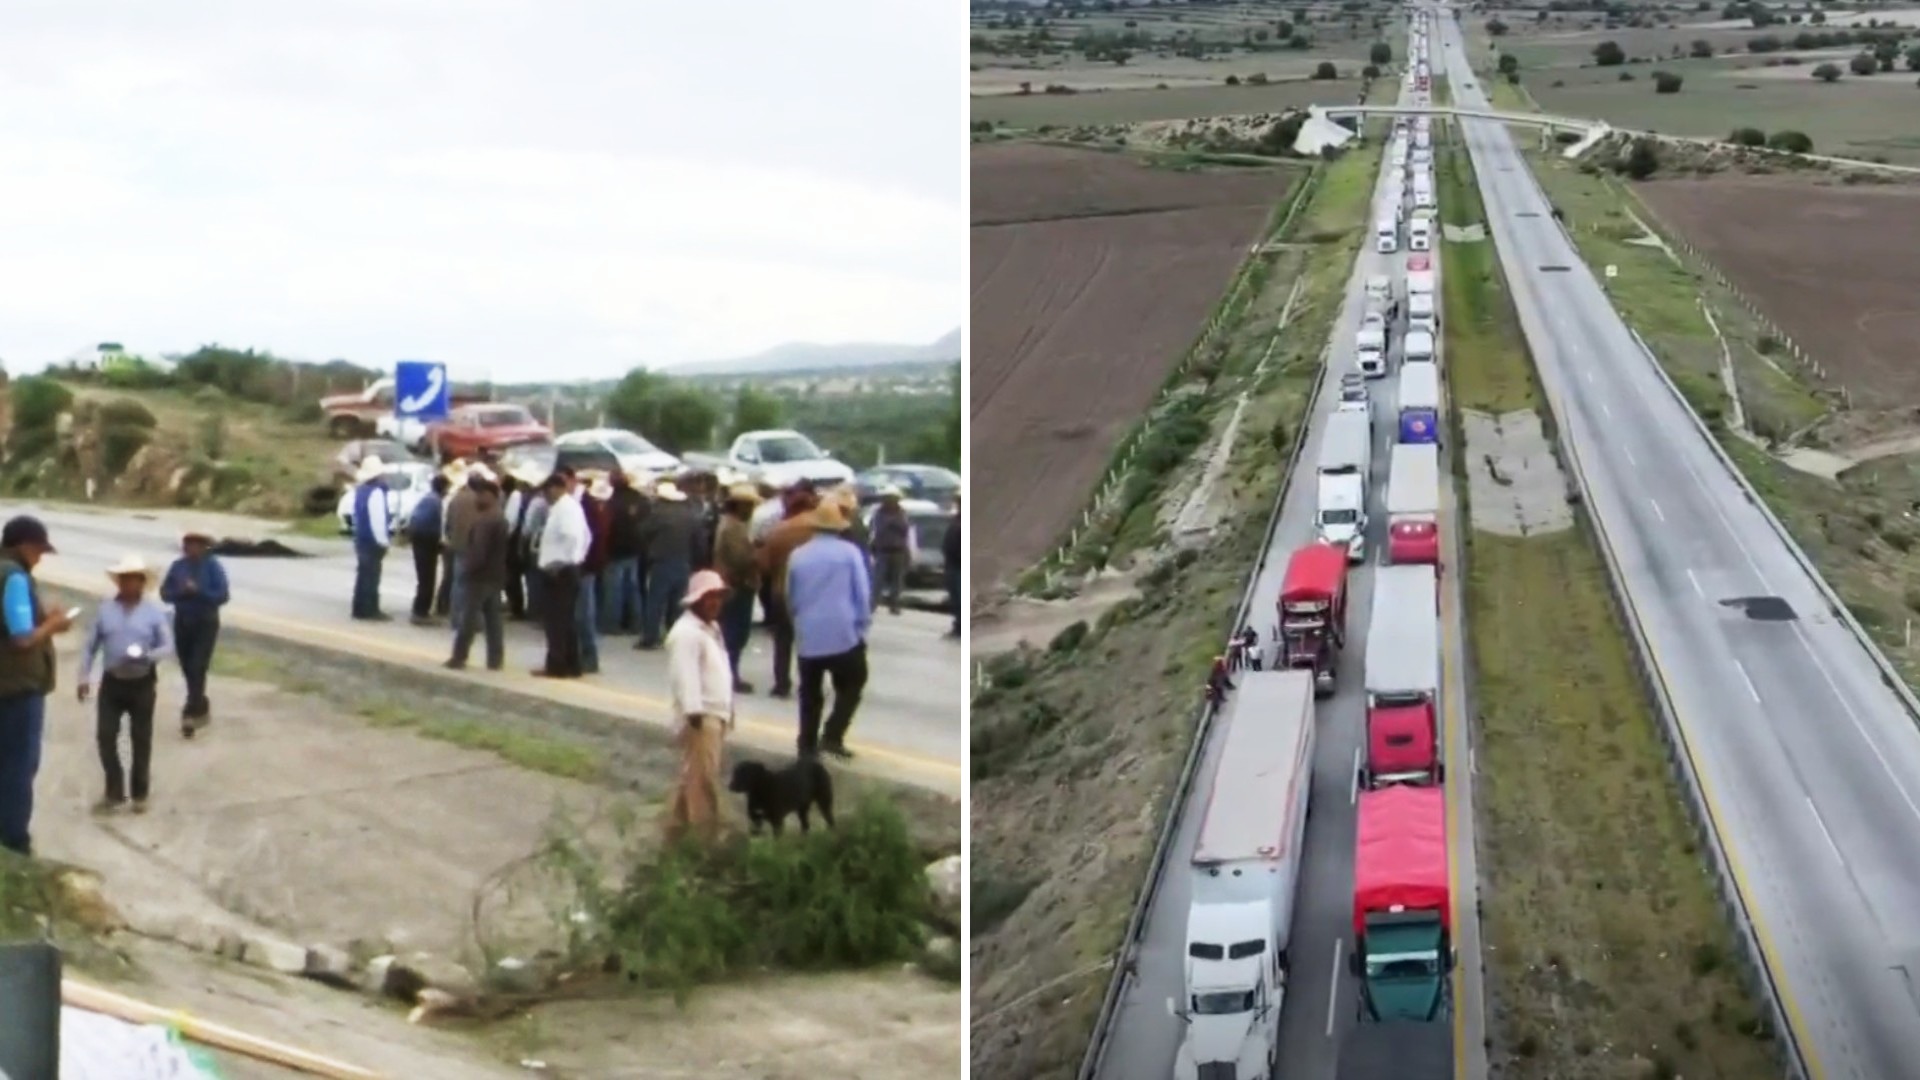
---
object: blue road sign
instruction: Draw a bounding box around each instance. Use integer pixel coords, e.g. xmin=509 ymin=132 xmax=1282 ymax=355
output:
xmin=393 ymin=360 xmax=450 ymax=420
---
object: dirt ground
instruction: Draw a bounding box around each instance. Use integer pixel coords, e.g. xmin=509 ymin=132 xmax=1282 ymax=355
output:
xmin=1635 ymin=176 xmax=1920 ymax=407
xmin=33 ymin=670 xmax=959 ymax=1079
xmin=970 ymin=143 xmax=1297 ymax=595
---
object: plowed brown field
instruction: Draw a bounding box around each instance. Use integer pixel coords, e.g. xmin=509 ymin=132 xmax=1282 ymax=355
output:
xmin=970 ymin=143 xmax=1296 ymax=593
xmin=1636 ymin=176 xmax=1920 ymax=407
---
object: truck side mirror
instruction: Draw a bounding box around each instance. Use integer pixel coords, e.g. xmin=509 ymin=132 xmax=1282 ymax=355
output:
xmin=1446 ymin=948 xmax=1458 ymax=974
xmin=1434 ymin=761 xmax=1447 ymax=783
xmin=1347 ymin=949 xmax=1362 ymax=977
xmin=1165 ymin=997 xmax=1185 ymax=1022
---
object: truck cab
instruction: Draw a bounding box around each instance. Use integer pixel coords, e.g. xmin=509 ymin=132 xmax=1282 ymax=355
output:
xmin=1403 ymin=329 xmax=1436 ymax=365
xmin=1374 ymin=218 xmax=1399 ymax=254
xmin=1407 ymin=291 xmax=1438 ymax=337
xmin=1171 ymin=903 xmax=1283 ymax=1080
xmin=1277 ymin=542 xmax=1349 ymax=697
xmin=1356 ymin=326 xmax=1389 ymax=379
xmin=1315 ymin=473 xmax=1368 ymax=564
xmin=1408 ymin=218 xmax=1432 ymax=252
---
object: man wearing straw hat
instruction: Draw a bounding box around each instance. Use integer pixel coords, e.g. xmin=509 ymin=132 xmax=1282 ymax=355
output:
xmin=76 ymin=556 xmax=175 ymax=814
xmin=785 ymin=499 xmax=872 ymax=760
xmin=665 ymin=569 xmax=735 ymax=843
xmin=635 ymin=479 xmax=699 ymax=651
xmin=160 ymin=529 xmax=230 ymax=735
xmin=349 ymin=457 xmax=394 ymax=621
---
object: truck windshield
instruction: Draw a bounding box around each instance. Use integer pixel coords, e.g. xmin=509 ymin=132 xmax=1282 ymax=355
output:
xmin=1192 ymin=989 xmax=1256 ymax=1015
xmin=1320 ymin=509 xmax=1359 ymax=525
xmin=759 ymin=435 xmax=824 ymax=463
xmin=1364 ymin=951 xmax=1441 ymax=979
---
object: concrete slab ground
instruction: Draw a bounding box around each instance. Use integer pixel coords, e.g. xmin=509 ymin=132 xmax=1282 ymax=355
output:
xmin=21 ymin=503 xmax=962 ymax=796
xmin=33 ymin=670 xmax=959 ymax=1079
xmin=1460 ymin=409 xmax=1574 ymax=536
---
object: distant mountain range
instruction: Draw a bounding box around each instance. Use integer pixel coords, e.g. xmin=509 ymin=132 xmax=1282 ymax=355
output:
xmin=666 ymin=329 xmax=961 ymax=377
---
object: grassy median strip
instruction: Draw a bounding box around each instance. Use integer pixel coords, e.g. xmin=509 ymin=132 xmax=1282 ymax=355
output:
xmin=969 ymin=139 xmax=1382 ymax=1080
xmin=1443 ymin=140 xmax=1778 ymax=1078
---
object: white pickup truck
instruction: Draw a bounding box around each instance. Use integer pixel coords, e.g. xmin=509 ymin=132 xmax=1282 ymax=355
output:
xmin=683 ymin=429 xmax=855 ymax=491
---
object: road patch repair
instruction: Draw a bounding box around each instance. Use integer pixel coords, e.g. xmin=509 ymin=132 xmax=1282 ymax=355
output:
xmin=1459 ymin=410 xmax=1574 ymax=536
xmin=5 ymin=608 xmax=962 ymax=1078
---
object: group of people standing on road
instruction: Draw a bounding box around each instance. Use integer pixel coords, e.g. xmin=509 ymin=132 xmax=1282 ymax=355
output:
xmin=0 ymin=515 xmax=231 ymax=857
xmin=340 ymin=452 xmax=962 ymax=844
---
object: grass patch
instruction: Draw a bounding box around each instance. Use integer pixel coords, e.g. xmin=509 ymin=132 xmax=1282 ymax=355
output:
xmin=1447 ymin=136 xmax=1777 ymax=1078
xmin=546 ymin=796 xmax=930 ymax=1003
xmin=1436 ymin=142 xmax=1536 ymax=414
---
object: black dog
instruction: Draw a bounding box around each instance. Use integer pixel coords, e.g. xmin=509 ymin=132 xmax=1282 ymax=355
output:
xmin=729 ymin=758 xmax=836 ymax=835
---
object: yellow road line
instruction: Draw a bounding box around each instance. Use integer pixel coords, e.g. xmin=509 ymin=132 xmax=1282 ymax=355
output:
xmin=1436 ymin=472 xmax=1471 ymax=1080
xmin=35 ymin=564 xmax=961 ymax=788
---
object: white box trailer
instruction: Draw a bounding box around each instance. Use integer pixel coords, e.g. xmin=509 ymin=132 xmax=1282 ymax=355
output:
xmin=1387 ymin=443 xmax=1441 ymax=525
xmin=1171 ymin=670 xmax=1318 ymax=1080
xmin=1318 ymin=408 xmax=1373 ymax=478
xmin=1364 ymin=565 xmax=1440 ymax=707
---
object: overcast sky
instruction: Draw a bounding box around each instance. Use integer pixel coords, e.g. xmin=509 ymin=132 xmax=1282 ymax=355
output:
xmin=0 ymin=0 xmax=961 ymax=380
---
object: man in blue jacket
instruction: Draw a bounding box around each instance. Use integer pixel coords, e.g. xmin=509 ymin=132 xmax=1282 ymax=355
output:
xmin=350 ymin=458 xmax=393 ymax=620
xmin=160 ymin=530 xmax=230 ymax=736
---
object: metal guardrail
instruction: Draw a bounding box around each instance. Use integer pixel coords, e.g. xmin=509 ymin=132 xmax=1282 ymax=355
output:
xmin=1074 ymin=343 xmax=1331 ymax=1080
xmin=1487 ymin=143 xmax=1810 ymax=1078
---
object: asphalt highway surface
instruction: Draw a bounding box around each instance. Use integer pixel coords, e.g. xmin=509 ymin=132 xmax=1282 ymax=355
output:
xmin=1089 ymin=43 xmax=1489 ymax=1079
xmin=1440 ymin=11 xmax=1920 ymax=1077
xmin=20 ymin=503 xmax=963 ymax=795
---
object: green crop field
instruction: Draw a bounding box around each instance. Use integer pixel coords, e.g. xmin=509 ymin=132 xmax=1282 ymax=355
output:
xmin=1524 ymin=57 xmax=1920 ymax=162
xmin=972 ymin=76 xmax=1370 ymax=127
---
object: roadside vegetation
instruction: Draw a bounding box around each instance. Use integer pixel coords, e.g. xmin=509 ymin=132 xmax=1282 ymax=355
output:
xmin=969 ymin=133 xmax=1382 ymax=1080
xmin=1439 ymin=130 xmax=1777 ymax=1078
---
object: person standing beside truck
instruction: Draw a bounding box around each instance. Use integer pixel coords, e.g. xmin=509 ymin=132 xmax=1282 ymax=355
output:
xmin=349 ymin=459 xmax=393 ymax=621
xmin=410 ymin=474 xmax=450 ymax=626
xmin=0 ymin=517 xmax=73 ymax=856
xmin=868 ymin=488 xmax=915 ymax=616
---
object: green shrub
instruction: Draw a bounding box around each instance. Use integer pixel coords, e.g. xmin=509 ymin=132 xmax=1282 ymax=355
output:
xmin=10 ymin=377 xmax=72 ymax=432
xmin=552 ymin=796 xmax=929 ymax=1003
xmin=97 ymin=398 xmax=156 ymax=429
xmin=100 ymin=425 xmax=152 ymax=474
xmin=198 ymin=414 xmax=227 ymax=461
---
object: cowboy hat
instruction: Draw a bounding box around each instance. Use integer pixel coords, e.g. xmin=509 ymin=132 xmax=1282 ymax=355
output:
xmin=588 ymin=477 xmax=614 ymax=500
xmin=653 ymin=480 xmax=688 ymax=503
xmin=809 ymin=500 xmax=852 ymax=532
xmin=683 ymin=569 xmax=730 ymax=607
xmin=724 ymin=483 xmax=762 ymax=506
xmin=106 ymin=554 xmax=151 ymax=581
xmin=468 ymin=464 xmax=497 ymax=484
xmin=181 ymin=528 xmax=214 ymax=543
xmin=878 ymin=484 xmax=904 ymax=500
xmin=355 ymin=456 xmax=387 ymax=483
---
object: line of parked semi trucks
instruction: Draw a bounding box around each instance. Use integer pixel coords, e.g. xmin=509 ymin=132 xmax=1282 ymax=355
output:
xmin=1166 ymin=12 xmax=1456 ymax=1080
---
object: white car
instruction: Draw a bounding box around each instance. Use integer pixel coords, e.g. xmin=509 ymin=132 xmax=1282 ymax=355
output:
xmin=553 ymin=427 xmax=683 ymax=485
xmin=337 ymin=461 xmax=436 ymax=537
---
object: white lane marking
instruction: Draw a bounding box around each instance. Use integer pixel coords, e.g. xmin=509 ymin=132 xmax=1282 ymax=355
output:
xmin=1584 ymin=369 xmax=1593 ymax=384
xmin=1326 ymin=940 xmax=1343 ymax=1037
xmin=1600 ymin=401 xmax=1611 ymax=419
xmin=1790 ymin=622 xmax=1920 ymax=825
xmin=1808 ymin=797 xmax=1843 ymax=863
xmin=1732 ymin=658 xmax=1761 ymax=703
xmin=1622 ymin=445 xmax=1636 ymax=466
xmin=1648 ymin=498 xmax=1664 ymax=522
xmin=1686 ymin=568 xmax=1704 ymax=598
xmin=1351 ymin=747 xmax=1361 ymax=805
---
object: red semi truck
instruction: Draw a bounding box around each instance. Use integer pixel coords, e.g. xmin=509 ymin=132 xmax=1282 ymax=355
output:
xmin=1360 ymin=564 xmax=1442 ymax=788
xmin=1349 ymin=784 xmax=1454 ymax=1024
xmin=1277 ymin=542 xmax=1349 ymax=698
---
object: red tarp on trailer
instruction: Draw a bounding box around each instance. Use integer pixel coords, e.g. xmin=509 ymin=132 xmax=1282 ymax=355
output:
xmin=1352 ymin=784 xmax=1450 ymax=937
xmin=1366 ymin=703 xmax=1436 ymax=780
xmin=1280 ymin=542 xmax=1347 ymax=609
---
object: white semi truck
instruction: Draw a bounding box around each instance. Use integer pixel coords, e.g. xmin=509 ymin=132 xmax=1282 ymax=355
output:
xmin=1317 ymin=410 xmax=1374 ymax=562
xmin=1168 ymin=670 xmax=1318 ymax=1080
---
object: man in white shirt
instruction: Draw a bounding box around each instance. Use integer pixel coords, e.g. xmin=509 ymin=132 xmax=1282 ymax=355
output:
xmin=665 ymin=569 xmax=735 ymax=843
xmin=349 ymin=457 xmax=393 ymax=621
xmin=533 ymin=471 xmax=590 ymax=678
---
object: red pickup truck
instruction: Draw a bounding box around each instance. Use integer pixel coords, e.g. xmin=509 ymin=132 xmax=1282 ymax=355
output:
xmin=424 ymin=404 xmax=552 ymax=463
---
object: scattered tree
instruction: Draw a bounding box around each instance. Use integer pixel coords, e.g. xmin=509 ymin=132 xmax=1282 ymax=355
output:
xmin=1225 ymin=74 xmax=1242 ymax=85
xmin=1594 ymin=40 xmax=1626 ymax=65
xmin=1812 ymin=61 xmax=1843 ymax=81
xmin=1747 ymin=35 xmax=1782 ymax=52
xmin=1498 ymin=52 xmax=1520 ymax=75
xmin=1313 ymin=61 xmax=1339 ymax=79
xmin=1690 ymin=38 xmax=1715 ymax=57
xmin=1811 ymin=8 xmax=1826 ymax=22
xmin=604 ymin=369 xmax=722 ymax=453
xmin=1907 ymin=46 xmax=1920 ymax=71
xmin=1850 ymin=51 xmax=1878 ymax=75
xmin=1370 ymin=41 xmax=1392 ymax=65
xmin=1624 ymin=138 xmax=1661 ymax=179
xmin=1487 ymin=17 xmax=1509 ymax=35
xmin=1768 ymin=129 xmax=1814 ymax=153
xmin=729 ymin=386 xmax=784 ymax=441
xmin=1654 ymin=70 xmax=1684 ymax=92
xmin=1362 ymin=63 xmax=1381 ymax=79
xmin=1728 ymin=126 xmax=1766 ymax=146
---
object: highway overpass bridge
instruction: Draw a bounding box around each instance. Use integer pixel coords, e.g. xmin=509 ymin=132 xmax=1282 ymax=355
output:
xmin=1314 ymin=102 xmax=1605 ymax=137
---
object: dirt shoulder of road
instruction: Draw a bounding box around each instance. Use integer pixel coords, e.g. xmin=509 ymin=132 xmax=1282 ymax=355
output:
xmin=969 ymin=133 xmax=1380 ymax=1080
xmin=11 ymin=630 xmax=959 ymax=1078
xmin=1441 ymin=135 xmax=1777 ymax=1078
